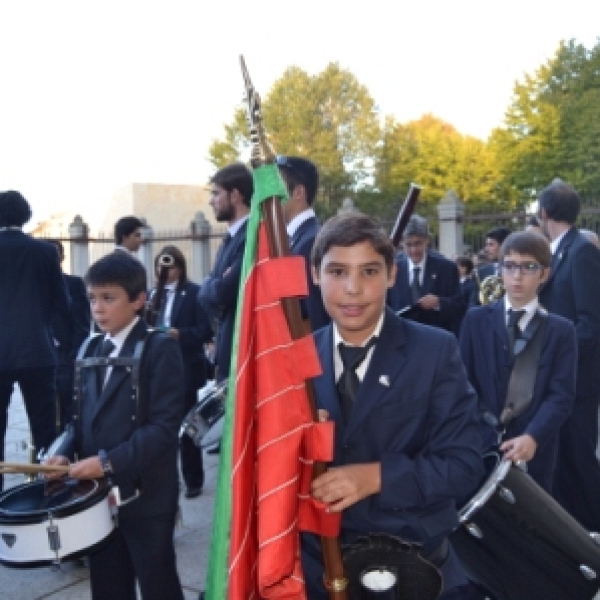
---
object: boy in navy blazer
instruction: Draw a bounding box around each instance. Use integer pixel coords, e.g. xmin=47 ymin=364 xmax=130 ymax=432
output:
xmin=48 ymin=253 xmax=184 ymax=600
xmin=302 ymin=213 xmax=483 ymax=599
xmin=459 ymin=231 xmax=576 ymax=492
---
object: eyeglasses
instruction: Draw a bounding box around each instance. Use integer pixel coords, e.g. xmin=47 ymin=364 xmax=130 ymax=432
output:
xmin=275 ymin=155 xmax=305 ymax=183
xmin=500 ymin=261 xmax=544 ymax=275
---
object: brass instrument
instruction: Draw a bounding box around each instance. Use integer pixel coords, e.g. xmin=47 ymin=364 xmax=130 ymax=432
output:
xmin=146 ymin=253 xmax=175 ymax=327
xmin=478 ymin=274 xmax=505 ymax=305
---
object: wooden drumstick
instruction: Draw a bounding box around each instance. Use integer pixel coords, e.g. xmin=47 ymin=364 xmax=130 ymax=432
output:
xmin=0 ymin=462 xmax=70 ymax=475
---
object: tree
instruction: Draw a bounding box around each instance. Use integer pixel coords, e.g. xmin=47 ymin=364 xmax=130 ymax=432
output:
xmin=490 ymin=38 xmax=600 ymax=202
xmin=208 ymin=63 xmax=380 ymax=217
xmin=374 ymin=114 xmax=503 ymax=221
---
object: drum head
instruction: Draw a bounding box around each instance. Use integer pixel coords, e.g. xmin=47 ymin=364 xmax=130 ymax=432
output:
xmin=343 ymin=534 xmax=442 ymax=600
xmin=0 ymin=479 xmax=107 ymax=524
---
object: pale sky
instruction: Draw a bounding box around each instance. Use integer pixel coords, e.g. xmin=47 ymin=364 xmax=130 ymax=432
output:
xmin=0 ymin=1 xmax=597 ymax=228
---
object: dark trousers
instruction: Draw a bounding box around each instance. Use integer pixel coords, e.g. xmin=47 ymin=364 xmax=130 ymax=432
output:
xmin=89 ymin=512 xmax=183 ymax=600
xmin=56 ymin=361 xmax=75 ymax=432
xmin=0 ymin=367 xmax=56 ymax=490
xmin=553 ymin=395 xmax=600 ymax=531
xmin=180 ymin=389 xmax=204 ymax=490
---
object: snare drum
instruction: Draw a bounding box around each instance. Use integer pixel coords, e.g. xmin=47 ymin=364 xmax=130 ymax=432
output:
xmin=180 ymin=379 xmax=227 ymax=449
xmin=0 ymin=478 xmax=115 ymax=568
xmin=451 ymin=454 xmax=600 ymax=599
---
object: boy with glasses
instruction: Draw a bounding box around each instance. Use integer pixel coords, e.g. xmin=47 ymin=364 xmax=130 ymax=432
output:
xmin=459 ymin=231 xmax=576 ymax=492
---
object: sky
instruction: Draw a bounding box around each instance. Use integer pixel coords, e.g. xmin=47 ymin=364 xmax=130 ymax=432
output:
xmin=0 ymin=1 xmax=598 ymax=229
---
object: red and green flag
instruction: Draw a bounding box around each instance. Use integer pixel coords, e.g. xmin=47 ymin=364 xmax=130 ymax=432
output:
xmin=204 ymin=164 xmax=339 ymax=599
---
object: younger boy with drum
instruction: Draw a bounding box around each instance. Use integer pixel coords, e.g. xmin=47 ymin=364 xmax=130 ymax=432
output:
xmin=459 ymin=231 xmax=576 ymax=492
xmin=47 ymin=252 xmax=185 ymax=600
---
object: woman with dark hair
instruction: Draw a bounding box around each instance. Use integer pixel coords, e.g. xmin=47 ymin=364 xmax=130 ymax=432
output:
xmin=152 ymin=245 xmax=213 ymax=498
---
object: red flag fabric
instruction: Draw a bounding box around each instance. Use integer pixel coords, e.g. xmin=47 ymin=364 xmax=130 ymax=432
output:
xmin=228 ymin=222 xmax=339 ymax=599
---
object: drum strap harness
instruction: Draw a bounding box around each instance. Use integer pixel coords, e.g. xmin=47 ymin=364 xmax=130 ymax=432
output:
xmin=483 ymin=309 xmax=548 ymax=442
xmin=70 ymin=329 xmax=159 ymax=503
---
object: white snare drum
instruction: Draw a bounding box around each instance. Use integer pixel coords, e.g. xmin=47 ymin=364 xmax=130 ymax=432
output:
xmin=180 ymin=379 xmax=227 ymax=449
xmin=0 ymin=478 xmax=115 ymax=568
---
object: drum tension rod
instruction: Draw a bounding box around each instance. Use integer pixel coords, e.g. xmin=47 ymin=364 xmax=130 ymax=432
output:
xmin=46 ymin=513 xmax=62 ymax=569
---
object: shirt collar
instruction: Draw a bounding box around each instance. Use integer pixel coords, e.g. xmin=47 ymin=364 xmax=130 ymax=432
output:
xmin=287 ymin=208 xmax=316 ymax=237
xmin=114 ymin=245 xmax=133 ymax=254
xmin=408 ymin=254 xmax=427 ymax=272
xmin=504 ymin=297 xmax=539 ymax=330
xmin=333 ymin=311 xmax=385 ymax=349
xmin=228 ymin=215 xmax=249 ymax=238
xmin=104 ymin=316 xmax=140 ymax=355
xmin=550 ymin=229 xmax=569 ymax=254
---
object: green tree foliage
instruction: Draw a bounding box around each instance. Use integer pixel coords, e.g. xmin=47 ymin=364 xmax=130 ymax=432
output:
xmin=208 ymin=63 xmax=380 ymax=218
xmin=374 ymin=114 xmax=503 ymax=216
xmin=491 ymin=38 xmax=600 ymax=202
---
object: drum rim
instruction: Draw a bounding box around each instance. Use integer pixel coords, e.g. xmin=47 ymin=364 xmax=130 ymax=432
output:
xmin=458 ymin=456 xmax=511 ymax=523
xmin=0 ymin=479 xmax=110 ymax=525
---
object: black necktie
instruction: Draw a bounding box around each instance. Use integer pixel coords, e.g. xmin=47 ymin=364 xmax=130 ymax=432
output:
xmin=411 ymin=267 xmax=422 ymax=303
xmin=507 ymin=309 xmax=526 ymax=355
xmin=337 ymin=337 xmax=377 ymax=423
xmin=97 ymin=339 xmax=116 ymax=395
xmin=158 ymin=288 xmax=174 ymax=327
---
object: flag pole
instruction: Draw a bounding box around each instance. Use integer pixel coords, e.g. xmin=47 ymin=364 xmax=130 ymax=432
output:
xmin=240 ymin=55 xmax=349 ymax=599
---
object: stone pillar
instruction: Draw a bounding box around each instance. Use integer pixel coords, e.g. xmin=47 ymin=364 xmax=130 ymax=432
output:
xmin=337 ymin=198 xmax=358 ymax=214
xmin=138 ymin=221 xmax=154 ymax=289
xmin=191 ymin=211 xmax=212 ymax=282
xmin=437 ymin=190 xmax=465 ymax=258
xmin=68 ymin=215 xmax=90 ymax=277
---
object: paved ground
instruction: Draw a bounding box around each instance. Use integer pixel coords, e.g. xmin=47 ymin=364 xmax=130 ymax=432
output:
xmin=2 ymin=388 xmax=600 ymax=599
xmin=0 ymin=387 xmax=215 ymax=599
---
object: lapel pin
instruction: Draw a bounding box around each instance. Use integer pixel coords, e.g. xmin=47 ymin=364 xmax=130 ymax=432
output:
xmin=431 ymin=274 xmax=437 ymax=279
xmin=379 ymin=375 xmax=390 ymax=387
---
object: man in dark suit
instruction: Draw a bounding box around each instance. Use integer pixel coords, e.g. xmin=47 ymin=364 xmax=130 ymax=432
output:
xmin=198 ymin=163 xmax=253 ymax=382
xmin=153 ymin=246 xmax=213 ymax=498
xmin=0 ymin=191 xmax=70 ymax=489
xmin=538 ymin=180 xmax=600 ymax=531
xmin=276 ymin=155 xmax=330 ymax=331
xmin=48 ymin=239 xmax=91 ymax=431
xmin=476 ymin=226 xmax=511 ymax=280
xmin=48 ymin=252 xmax=184 ymax=599
xmin=387 ymin=214 xmax=462 ymax=334
xmin=114 ymin=215 xmax=143 ymax=254
xmin=460 ymin=231 xmax=576 ymax=492
xmin=303 ymin=213 xmax=482 ymax=600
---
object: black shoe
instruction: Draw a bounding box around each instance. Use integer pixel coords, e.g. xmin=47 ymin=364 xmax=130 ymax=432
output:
xmin=206 ymin=443 xmax=221 ymax=455
xmin=185 ymin=487 xmax=202 ymax=499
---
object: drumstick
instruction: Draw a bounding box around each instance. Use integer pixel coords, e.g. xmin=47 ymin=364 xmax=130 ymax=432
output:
xmin=0 ymin=462 xmax=70 ymax=475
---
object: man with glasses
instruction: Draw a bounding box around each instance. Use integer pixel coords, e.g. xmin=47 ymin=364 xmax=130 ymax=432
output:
xmin=276 ymin=155 xmax=329 ymax=331
xmin=538 ymin=180 xmax=600 ymax=530
xmin=387 ymin=214 xmax=462 ymax=334
xmin=459 ymin=231 xmax=576 ymax=492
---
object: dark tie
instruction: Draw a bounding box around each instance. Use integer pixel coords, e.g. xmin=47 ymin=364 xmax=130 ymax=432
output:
xmin=97 ymin=339 xmax=116 ymax=395
xmin=337 ymin=337 xmax=377 ymax=423
xmin=411 ymin=267 xmax=422 ymax=303
xmin=507 ymin=309 xmax=526 ymax=355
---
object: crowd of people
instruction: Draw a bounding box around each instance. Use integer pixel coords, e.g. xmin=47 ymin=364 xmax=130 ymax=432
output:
xmin=1 ymin=166 xmax=599 ymax=598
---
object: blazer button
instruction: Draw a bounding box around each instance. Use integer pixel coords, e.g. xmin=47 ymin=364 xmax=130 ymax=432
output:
xmin=342 ymin=444 xmax=352 ymax=453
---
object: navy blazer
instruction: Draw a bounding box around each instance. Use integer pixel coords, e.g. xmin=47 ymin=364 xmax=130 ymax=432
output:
xmin=459 ymin=301 xmax=576 ymax=491
xmin=198 ymin=222 xmax=248 ymax=379
xmin=313 ymin=308 xmax=483 ymax=544
xmin=387 ymin=251 xmax=462 ymax=334
xmin=52 ymin=274 xmax=91 ymax=363
xmin=539 ymin=227 xmax=600 ymax=400
xmin=167 ymin=280 xmax=213 ymax=394
xmin=289 ymin=216 xmax=330 ymax=331
xmin=72 ymin=319 xmax=185 ymax=519
xmin=0 ymin=231 xmax=70 ymax=369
